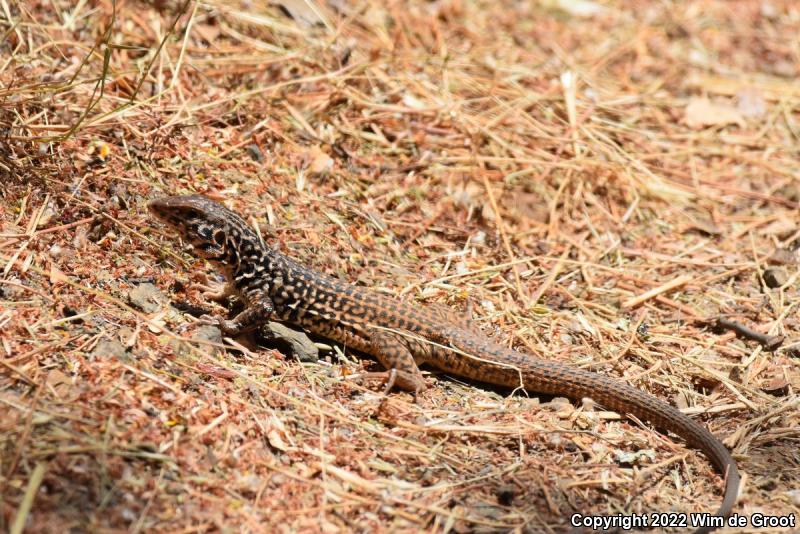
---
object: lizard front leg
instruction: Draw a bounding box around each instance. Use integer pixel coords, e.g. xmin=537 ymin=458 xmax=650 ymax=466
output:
xmin=200 ymin=289 xmax=275 ymax=336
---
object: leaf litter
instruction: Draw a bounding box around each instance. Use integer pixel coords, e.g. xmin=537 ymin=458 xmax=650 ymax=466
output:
xmin=1 ymin=0 xmax=799 ymax=532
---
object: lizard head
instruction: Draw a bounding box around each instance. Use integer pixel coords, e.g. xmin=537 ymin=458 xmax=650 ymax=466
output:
xmin=148 ymin=195 xmax=254 ymax=263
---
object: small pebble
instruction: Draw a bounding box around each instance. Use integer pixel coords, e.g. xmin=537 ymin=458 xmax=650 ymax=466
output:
xmin=128 ymin=282 xmax=168 ymax=313
xmin=261 ymin=321 xmax=319 ymax=362
xmin=91 ymin=338 xmax=131 ymax=362
xmin=763 ymin=267 xmax=788 ymax=288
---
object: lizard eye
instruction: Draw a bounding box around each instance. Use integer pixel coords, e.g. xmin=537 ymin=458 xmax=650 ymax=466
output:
xmin=213 ymin=230 xmax=225 ymax=245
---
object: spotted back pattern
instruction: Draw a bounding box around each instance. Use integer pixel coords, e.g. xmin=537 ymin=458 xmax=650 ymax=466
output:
xmin=149 ymin=194 xmax=740 ymax=533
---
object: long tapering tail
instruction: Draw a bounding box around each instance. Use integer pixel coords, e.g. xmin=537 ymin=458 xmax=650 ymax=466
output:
xmin=442 ymin=338 xmax=740 ymax=533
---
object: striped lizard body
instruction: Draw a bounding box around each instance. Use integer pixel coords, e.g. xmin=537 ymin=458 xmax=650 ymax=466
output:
xmin=149 ymin=195 xmax=740 ymax=533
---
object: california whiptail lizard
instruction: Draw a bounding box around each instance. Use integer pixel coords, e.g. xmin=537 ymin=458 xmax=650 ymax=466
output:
xmin=149 ymin=194 xmax=740 ymax=533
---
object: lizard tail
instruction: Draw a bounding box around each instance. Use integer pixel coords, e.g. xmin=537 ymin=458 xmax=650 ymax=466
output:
xmin=529 ymin=362 xmax=740 ymax=533
xmin=442 ymin=341 xmax=740 ymax=533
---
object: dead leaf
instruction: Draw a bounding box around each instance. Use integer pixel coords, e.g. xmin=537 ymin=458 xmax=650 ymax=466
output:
xmin=46 ymin=369 xmax=73 ymax=398
xmin=193 ymin=23 xmax=221 ymax=44
xmin=402 ymin=93 xmax=427 ymax=110
xmin=767 ymin=248 xmax=797 ymax=266
xmin=761 ymin=218 xmax=796 ymax=238
xmin=451 ymin=182 xmax=484 ymax=209
xmin=277 ymin=0 xmax=328 ymax=28
xmin=266 ymin=415 xmax=293 ymax=452
xmin=73 ymin=224 xmax=89 ymax=250
xmin=306 ymin=145 xmax=333 ymax=175
xmin=684 ymin=97 xmax=745 ymax=129
xmin=508 ymin=191 xmax=550 ymax=222
xmin=146 ymin=310 xmax=167 ymax=333
xmin=683 ymin=219 xmax=721 ymax=236
xmin=49 ymin=262 xmax=68 ymax=285
xmin=196 ymin=363 xmax=237 ymax=380
xmin=762 ymin=376 xmax=789 ymax=396
xmin=736 ymin=87 xmax=767 ymax=118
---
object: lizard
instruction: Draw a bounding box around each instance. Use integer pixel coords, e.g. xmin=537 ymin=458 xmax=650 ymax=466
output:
xmin=148 ymin=194 xmax=740 ymax=533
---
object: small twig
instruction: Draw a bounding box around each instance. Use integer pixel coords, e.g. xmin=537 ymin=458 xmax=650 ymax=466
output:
xmin=617 ymin=281 xmax=702 ymax=319
xmin=0 ymin=215 xmax=96 ymax=239
xmin=714 ymin=318 xmax=784 ymax=352
xmin=621 ymin=274 xmax=693 ymax=309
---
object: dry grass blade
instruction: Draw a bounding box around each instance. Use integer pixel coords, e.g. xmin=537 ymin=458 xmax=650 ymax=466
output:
xmin=9 ymin=462 xmax=47 ymax=534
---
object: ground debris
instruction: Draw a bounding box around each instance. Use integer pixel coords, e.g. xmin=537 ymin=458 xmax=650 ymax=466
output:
xmin=1 ymin=0 xmax=798 ymax=532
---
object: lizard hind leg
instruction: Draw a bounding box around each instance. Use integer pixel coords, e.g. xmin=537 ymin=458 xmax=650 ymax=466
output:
xmin=369 ymin=331 xmax=428 ymax=395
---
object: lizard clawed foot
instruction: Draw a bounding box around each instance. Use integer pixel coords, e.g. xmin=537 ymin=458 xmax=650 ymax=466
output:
xmin=382 ymin=368 xmax=398 ymax=395
xmin=358 ymin=370 xmax=396 ymax=391
xmin=194 ymin=314 xmax=242 ymax=336
xmin=190 ymin=282 xmax=233 ymax=304
xmin=179 ymin=314 xmax=220 ymax=332
xmin=359 ymin=369 xmax=426 ymax=402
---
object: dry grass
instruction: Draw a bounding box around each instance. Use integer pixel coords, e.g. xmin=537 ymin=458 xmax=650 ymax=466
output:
xmin=1 ymin=0 xmax=799 ymax=532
